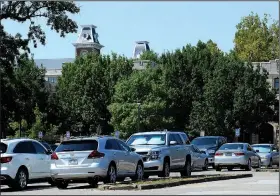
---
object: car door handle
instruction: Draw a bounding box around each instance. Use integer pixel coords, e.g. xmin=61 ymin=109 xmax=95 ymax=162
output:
xmin=25 ymin=158 xmax=29 ymax=160
xmin=39 ymin=158 xmax=44 ymax=160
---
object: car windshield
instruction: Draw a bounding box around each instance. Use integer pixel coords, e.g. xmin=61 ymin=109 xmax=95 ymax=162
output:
xmin=219 ymin=144 xmax=244 ymax=150
xmin=252 ymin=145 xmax=271 ymax=153
xmin=191 ymin=137 xmax=218 ymax=146
xmin=55 ymin=140 xmax=98 ymax=152
xmin=0 ymin=143 xmax=7 ymax=153
xmin=127 ymin=134 xmax=166 ymax=145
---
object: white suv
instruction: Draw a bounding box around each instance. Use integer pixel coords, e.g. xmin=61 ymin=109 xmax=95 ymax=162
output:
xmin=0 ymin=138 xmax=52 ymax=190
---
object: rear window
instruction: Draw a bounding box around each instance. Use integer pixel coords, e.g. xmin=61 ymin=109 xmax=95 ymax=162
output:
xmin=219 ymin=144 xmax=244 ymax=150
xmin=0 ymin=143 xmax=7 ymax=153
xmin=55 ymin=140 xmax=98 ymax=152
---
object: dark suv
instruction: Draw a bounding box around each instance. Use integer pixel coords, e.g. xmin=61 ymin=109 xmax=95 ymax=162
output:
xmin=191 ymin=136 xmax=227 ymax=167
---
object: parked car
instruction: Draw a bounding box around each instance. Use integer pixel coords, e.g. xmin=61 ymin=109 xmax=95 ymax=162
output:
xmin=50 ymin=136 xmax=144 ymax=189
xmin=191 ymin=136 xmax=227 ymax=167
xmin=252 ymin=144 xmax=279 ymax=168
xmin=0 ymin=138 xmax=52 ymax=190
xmin=214 ymin=143 xmax=261 ymax=171
xmin=189 ymin=144 xmax=209 ymax=171
xmin=126 ymin=130 xmax=192 ymax=179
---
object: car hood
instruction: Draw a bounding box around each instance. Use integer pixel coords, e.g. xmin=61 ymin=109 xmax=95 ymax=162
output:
xmin=130 ymin=144 xmax=165 ymax=152
xmin=196 ymin=145 xmax=218 ymax=151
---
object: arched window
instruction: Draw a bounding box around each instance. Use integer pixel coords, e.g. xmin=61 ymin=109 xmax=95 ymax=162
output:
xmin=274 ymin=78 xmax=279 ymax=90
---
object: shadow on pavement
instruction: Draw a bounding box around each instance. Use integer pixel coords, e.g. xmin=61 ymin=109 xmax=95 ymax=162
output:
xmin=0 ymin=184 xmax=53 ymax=192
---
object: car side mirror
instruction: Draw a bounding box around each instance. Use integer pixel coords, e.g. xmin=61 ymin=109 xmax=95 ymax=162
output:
xmin=170 ymin=141 xmax=177 ymax=145
xmin=255 ymin=150 xmax=259 ymax=153
xmin=130 ymin=147 xmax=136 ymax=152
xmin=272 ymin=149 xmax=277 ymax=152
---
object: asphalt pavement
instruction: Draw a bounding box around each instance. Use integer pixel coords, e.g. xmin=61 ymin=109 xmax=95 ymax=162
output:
xmin=1 ymin=169 xmax=279 ymax=195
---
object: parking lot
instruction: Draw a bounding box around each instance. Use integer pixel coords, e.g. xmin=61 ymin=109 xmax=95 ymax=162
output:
xmin=1 ymin=169 xmax=279 ymax=195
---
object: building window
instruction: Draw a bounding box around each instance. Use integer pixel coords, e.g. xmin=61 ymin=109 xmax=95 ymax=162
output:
xmin=274 ymin=78 xmax=279 ymax=90
xmin=48 ymin=77 xmax=57 ymax=83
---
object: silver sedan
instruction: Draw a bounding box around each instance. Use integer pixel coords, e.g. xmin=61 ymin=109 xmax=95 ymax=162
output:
xmin=214 ymin=143 xmax=261 ymax=171
xmin=252 ymin=144 xmax=279 ymax=168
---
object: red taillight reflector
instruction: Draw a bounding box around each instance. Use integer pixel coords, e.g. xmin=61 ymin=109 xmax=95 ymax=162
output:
xmin=215 ymin=152 xmax=223 ymax=156
xmin=234 ymin=152 xmax=245 ymax=156
xmin=1 ymin=157 xmax=12 ymax=163
xmin=51 ymin=153 xmax=59 ymax=160
xmin=88 ymin=150 xmax=105 ymax=159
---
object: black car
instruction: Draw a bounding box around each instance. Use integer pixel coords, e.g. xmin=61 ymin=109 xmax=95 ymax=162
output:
xmin=191 ymin=136 xmax=227 ymax=167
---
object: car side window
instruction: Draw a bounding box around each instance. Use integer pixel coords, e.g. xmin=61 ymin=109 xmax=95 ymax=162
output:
xmin=174 ymin=134 xmax=183 ymax=145
xmin=180 ymin=133 xmax=190 ymax=144
xmin=247 ymin=145 xmax=253 ymax=151
xmin=105 ymin=139 xmax=120 ymax=150
xmin=117 ymin=140 xmax=131 ymax=152
xmin=32 ymin=142 xmax=47 ymax=154
xmin=13 ymin=141 xmax=36 ymax=154
xmin=192 ymin=145 xmax=200 ymax=153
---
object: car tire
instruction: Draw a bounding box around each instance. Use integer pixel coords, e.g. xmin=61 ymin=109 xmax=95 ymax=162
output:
xmin=258 ymin=159 xmax=261 ymax=168
xmin=158 ymin=159 xmax=170 ymax=178
xmin=88 ymin=179 xmax=98 ymax=188
xmin=180 ymin=158 xmax=191 ymax=177
xmin=245 ymin=159 xmax=252 ymax=171
xmin=11 ymin=168 xmax=28 ymax=190
xmin=131 ymin=162 xmax=144 ymax=181
xmin=215 ymin=166 xmax=221 ymax=171
xmin=143 ymin=175 xmax=149 ymax=180
xmin=56 ymin=180 xmax=69 ymax=189
xmin=104 ymin=163 xmax=117 ymax=184
xmin=48 ymin=178 xmax=55 ymax=186
xmin=202 ymin=159 xmax=209 ymax=171
xmin=227 ymin=166 xmax=233 ymax=171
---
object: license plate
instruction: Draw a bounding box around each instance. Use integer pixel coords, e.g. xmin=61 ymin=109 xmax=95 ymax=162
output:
xmin=68 ymin=159 xmax=78 ymax=165
xmin=225 ymin=153 xmax=232 ymax=156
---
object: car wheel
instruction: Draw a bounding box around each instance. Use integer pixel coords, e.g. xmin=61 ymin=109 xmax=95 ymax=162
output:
xmin=48 ymin=178 xmax=55 ymax=186
xmin=245 ymin=159 xmax=252 ymax=171
xmin=180 ymin=158 xmax=191 ymax=177
xmin=88 ymin=179 xmax=98 ymax=188
xmin=227 ymin=166 xmax=233 ymax=171
xmin=104 ymin=163 xmax=117 ymax=184
xmin=159 ymin=159 xmax=170 ymax=178
xmin=11 ymin=168 xmax=28 ymax=190
xmin=143 ymin=175 xmax=149 ymax=180
xmin=131 ymin=163 xmax=144 ymax=181
xmin=202 ymin=159 xmax=209 ymax=171
xmin=215 ymin=166 xmax=221 ymax=171
xmin=56 ymin=180 xmax=69 ymax=189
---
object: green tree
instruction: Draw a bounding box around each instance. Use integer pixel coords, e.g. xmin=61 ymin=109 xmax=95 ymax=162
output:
xmin=109 ymin=66 xmax=174 ymax=138
xmin=234 ymin=12 xmax=279 ymax=62
xmin=0 ymin=1 xmax=80 ymax=138
xmin=56 ymin=53 xmax=133 ymax=136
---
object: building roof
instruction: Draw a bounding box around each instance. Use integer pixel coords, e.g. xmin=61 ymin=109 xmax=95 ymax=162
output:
xmin=34 ymin=58 xmax=74 ymax=69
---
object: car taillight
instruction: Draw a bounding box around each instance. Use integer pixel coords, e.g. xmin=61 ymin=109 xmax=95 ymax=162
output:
xmin=1 ymin=157 xmax=12 ymax=163
xmin=88 ymin=150 xmax=105 ymax=159
xmin=215 ymin=152 xmax=223 ymax=156
xmin=234 ymin=152 xmax=245 ymax=156
xmin=51 ymin=152 xmax=59 ymax=160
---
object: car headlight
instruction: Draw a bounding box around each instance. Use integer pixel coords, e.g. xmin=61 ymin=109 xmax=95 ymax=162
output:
xmin=150 ymin=151 xmax=161 ymax=160
xmin=207 ymin=149 xmax=215 ymax=154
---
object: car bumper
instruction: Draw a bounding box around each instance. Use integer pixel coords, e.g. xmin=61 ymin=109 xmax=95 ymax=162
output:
xmin=260 ymin=158 xmax=270 ymax=166
xmin=215 ymin=156 xmax=247 ymax=166
xmin=207 ymin=156 xmax=215 ymax=164
xmin=143 ymin=159 xmax=163 ymax=172
xmin=1 ymin=165 xmax=16 ymax=180
xmin=51 ymin=164 xmax=108 ymax=180
xmin=0 ymin=175 xmax=13 ymax=185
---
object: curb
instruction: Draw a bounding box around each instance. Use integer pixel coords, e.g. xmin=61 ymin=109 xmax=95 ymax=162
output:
xmin=255 ymin=169 xmax=279 ymax=172
xmin=99 ymin=174 xmax=253 ymax=191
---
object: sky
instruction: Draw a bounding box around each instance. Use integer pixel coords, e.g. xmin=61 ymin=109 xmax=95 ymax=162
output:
xmin=2 ymin=1 xmax=279 ymax=61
